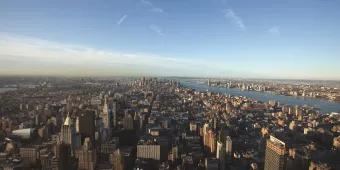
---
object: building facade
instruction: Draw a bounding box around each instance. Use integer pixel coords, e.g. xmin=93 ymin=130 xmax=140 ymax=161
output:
xmin=264 ymin=136 xmax=287 ymax=170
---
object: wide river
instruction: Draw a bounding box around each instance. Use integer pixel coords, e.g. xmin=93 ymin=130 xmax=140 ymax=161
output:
xmin=180 ymin=80 xmax=340 ymax=114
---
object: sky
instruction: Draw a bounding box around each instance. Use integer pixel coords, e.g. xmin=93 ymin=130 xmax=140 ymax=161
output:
xmin=0 ymin=0 xmax=340 ymax=80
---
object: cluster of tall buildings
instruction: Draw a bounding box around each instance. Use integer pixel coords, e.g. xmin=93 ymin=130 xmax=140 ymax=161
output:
xmin=0 ymin=77 xmax=339 ymax=170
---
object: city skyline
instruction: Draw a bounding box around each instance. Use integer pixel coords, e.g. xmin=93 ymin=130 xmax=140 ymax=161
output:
xmin=1 ymin=0 xmax=340 ymax=80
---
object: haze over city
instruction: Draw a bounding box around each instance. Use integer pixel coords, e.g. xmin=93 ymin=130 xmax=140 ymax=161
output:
xmin=1 ymin=0 xmax=340 ymax=80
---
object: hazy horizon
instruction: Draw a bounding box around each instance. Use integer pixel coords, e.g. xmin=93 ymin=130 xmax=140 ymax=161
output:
xmin=1 ymin=73 xmax=340 ymax=82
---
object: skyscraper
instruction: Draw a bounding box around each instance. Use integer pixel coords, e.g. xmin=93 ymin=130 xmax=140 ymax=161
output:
xmin=101 ymin=98 xmax=111 ymax=129
xmin=112 ymin=149 xmax=124 ymax=170
xmin=52 ymin=143 xmax=72 ymax=170
xmin=75 ymin=137 xmax=97 ymax=170
xmin=216 ymin=140 xmax=226 ymax=170
xmin=61 ymin=113 xmax=80 ymax=151
xmin=123 ymin=112 xmax=134 ymax=130
xmin=226 ymin=136 xmax=232 ymax=163
xmin=216 ymin=141 xmax=223 ymax=159
xmin=76 ymin=111 xmax=95 ymax=143
xmin=264 ymin=136 xmax=287 ymax=170
xmin=112 ymin=101 xmax=117 ymax=128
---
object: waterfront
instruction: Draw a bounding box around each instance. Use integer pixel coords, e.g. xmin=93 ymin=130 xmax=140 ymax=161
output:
xmin=181 ymin=80 xmax=340 ymax=114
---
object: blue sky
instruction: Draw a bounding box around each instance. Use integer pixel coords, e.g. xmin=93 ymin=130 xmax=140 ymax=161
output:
xmin=0 ymin=0 xmax=340 ymax=79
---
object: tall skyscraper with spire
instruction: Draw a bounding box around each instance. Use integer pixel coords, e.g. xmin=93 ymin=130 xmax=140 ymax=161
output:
xmin=101 ymin=98 xmax=111 ymax=129
xmin=61 ymin=113 xmax=80 ymax=151
xmin=61 ymin=113 xmax=75 ymax=144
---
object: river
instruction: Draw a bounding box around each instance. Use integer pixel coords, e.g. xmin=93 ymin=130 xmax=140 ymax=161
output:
xmin=180 ymin=80 xmax=340 ymax=114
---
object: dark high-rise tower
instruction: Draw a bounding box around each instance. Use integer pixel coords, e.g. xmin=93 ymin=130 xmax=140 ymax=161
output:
xmin=76 ymin=110 xmax=95 ymax=143
xmin=123 ymin=112 xmax=134 ymax=130
xmin=112 ymin=101 xmax=117 ymax=128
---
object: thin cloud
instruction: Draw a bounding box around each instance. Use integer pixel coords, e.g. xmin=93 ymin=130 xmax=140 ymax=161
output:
xmin=212 ymin=0 xmax=227 ymax=4
xmin=151 ymin=7 xmax=163 ymax=13
xmin=0 ymin=33 xmax=236 ymax=77
xmin=267 ymin=26 xmax=280 ymax=35
xmin=224 ymin=9 xmax=246 ymax=31
xmin=117 ymin=14 xmax=128 ymax=25
xmin=141 ymin=0 xmax=152 ymax=6
xmin=149 ymin=25 xmax=164 ymax=36
xmin=141 ymin=0 xmax=164 ymax=13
